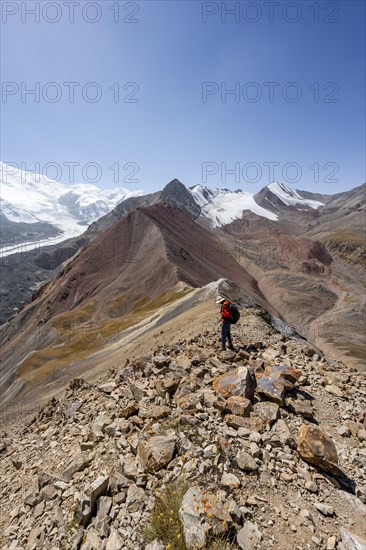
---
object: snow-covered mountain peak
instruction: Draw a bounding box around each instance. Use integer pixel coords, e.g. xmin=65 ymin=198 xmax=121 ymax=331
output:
xmin=189 ymin=184 xmax=278 ymax=226
xmin=267 ymin=181 xmax=324 ymax=209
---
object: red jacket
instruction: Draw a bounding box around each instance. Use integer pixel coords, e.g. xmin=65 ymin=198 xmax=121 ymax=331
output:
xmin=220 ymin=300 xmax=231 ymax=323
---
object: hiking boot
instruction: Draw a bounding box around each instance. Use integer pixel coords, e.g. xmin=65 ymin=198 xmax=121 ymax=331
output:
xmin=221 ymin=345 xmax=226 ymax=351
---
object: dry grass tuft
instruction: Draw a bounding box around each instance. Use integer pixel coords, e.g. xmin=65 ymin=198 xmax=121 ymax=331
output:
xmin=145 ymin=480 xmax=188 ymax=549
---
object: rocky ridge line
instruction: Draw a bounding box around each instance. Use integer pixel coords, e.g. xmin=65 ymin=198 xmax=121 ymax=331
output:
xmin=0 ymin=308 xmax=365 ymax=550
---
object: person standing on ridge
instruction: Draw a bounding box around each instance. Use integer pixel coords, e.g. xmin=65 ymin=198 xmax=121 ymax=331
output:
xmin=216 ymin=295 xmax=235 ymax=351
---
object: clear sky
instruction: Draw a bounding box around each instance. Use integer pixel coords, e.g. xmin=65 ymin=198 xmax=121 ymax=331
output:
xmin=1 ymin=0 xmax=365 ymax=194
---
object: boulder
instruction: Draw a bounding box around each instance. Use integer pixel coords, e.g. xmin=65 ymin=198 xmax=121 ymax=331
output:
xmin=221 ymin=473 xmax=240 ymax=488
xmin=237 ymin=521 xmax=263 ymax=549
xmin=287 ymin=398 xmax=314 ymax=420
xmin=236 ymin=450 xmax=258 ymax=472
xmin=339 ymin=528 xmax=366 ymax=550
xmin=314 ymin=502 xmax=334 ymax=516
xmin=297 ymin=425 xmax=339 ymax=475
xmin=105 ymin=528 xmax=125 ymax=550
xmin=119 ymin=401 xmax=139 ymax=419
xmin=225 ymin=414 xmax=247 ymax=429
xmin=126 ymin=483 xmax=145 ymax=512
xmin=138 ymin=435 xmax=176 ymax=473
xmin=252 ymin=402 xmax=280 ymax=427
xmin=226 ymin=396 xmax=252 ymax=416
xmin=98 ymin=382 xmax=117 ymax=394
xmin=267 ymin=419 xmax=295 ymax=449
xmin=179 ymin=487 xmax=231 ymax=548
xmin=213 ymin=367 xmax=256 ymax=400
xmin=256 ymin=365 xmax=301 ymax=405
xmin=176 ymin=393 xmax=202 ymax=412
xmin=62 ymin=454 xmax=91 ymax=482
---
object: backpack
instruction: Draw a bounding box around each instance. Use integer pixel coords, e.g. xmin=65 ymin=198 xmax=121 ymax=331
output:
xmin=229 ymin=303 xmax=240 ymax=324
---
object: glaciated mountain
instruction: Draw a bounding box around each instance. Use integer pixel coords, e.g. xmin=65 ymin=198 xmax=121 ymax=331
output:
xmin=254 ymin=181 xmax=326 ymax=215
xmin=0 ymin=162 xmax=143 ymax=251
xmin=189 ymin=184 xmax=278 ymax=225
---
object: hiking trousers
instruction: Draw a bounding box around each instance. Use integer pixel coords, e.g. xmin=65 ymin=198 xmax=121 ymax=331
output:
xmin=221 ymin=322 xmax=232 ymax=347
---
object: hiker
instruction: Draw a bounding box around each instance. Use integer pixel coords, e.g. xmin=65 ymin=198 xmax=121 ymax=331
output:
xmin=216 ymin=295 xmax=235 ymax=351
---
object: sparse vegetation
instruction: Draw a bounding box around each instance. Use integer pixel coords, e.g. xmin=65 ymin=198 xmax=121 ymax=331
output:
xmin=144 ymin=480 xmax=237 ymax=549
xmin=18 ymin=288 xmax=192 ymax=385
xmin=145 ymin=480 xmax=188 ymax=549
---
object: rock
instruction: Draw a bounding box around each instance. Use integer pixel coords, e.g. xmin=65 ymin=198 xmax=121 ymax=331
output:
xmin=256 ymin=365 xmax=301 ymax=404
xmin=90 ymin=476 xmax=109 ymax=509
xmin=225 ymin=414 xmax=247 ymax=429
xmin=226 ymin=396 xmax=252 ymax=416
xmin=252 ymin=402 xmax=280 ymax=427
xmin=287 ymin=398 xmax=314 ymax=420
xmin=119 ymin=401 xmax=139 ymax=419
xmin=297 ymin=425 xmax=339 ymax=475
xmin=140 ymin=405 xmax=171 ymax=420
xmin=188 ymin=349 xmax=207 ymax=365
xmin=221 ymin=472 xmax=241 ymax=488
xmin=39 ymin=483 xmax=58 ymax=501
xmin=337 ymin=490 xmax=366 ymax=516
xmin=327 ymin=535 xmax=337 ymax=549
xmin=339 ymin=527 xmax=366 ymax=550
xmin=338 ymin=425 xmax=351 ymax=437
xmin=62 ymin=454 xmax=91 ymax=482
xmin=121 ymin=455 xmax=138 ymax=480
xmin=11 ymin=459 xmax=22 ymax=470
xmin=24 ymin=493 xmax=38 ymax=507
xmin=325 ymin=385 xmax=343 ymax=397
xmin=97 ymin=495 xmax=112 ymax=518
xmin=38 ymin=471 xmax=60 ymax=490
xmin=236 ymin=450 xmax=258 ymax=471
xmin=98 ymin=382 xmax=117 ymax=393
xmin=162 ymin=375 xmax=181 ymax=394
xmin=179 ymin=487 xmax=231 ymax=548
xmin=262 ymin=347 xmax=280 ymax=360
xmin=267 ymin=419 xmax=295 ymax=449
xmin=237 ymin=521 xmax=263 ymax=549
xmin=91 ymin=414 xmax=112 ymax=440
xmin=33 ymin=501 xmax=45 ymax=518
xmin=105 ymin=528 xmax=125 ymax=550
xmin=79 ymin=529 xmax=101 ymax=550
xmin=305 ymin=480 xmax=318 ymax=493
xmin=153 ymin=354 xmax=171 ymax=367
xmin=213 ymin=367 xmax=256 ymax=400
xmin=315 ymin=502 xmax=334 ymax=516
xmin=176 ymin=393 xmax=201 ymax=411
xmin=126 ymin=483 xmax=145 ymax=512
xmin=65 ymin=401 xmax=82 ymax=417
xmin=138 ymin=435 xmax=176 ymax=473
xmin=145 ymin=541 xmax=165 ymax=550
xmin=256 ymin=375 xmax=286 ymax=405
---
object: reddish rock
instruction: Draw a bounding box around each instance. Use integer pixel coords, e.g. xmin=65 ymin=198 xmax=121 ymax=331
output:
xmin=213 ymin=367 xmax=256 ymax=400
xmin=138 ymin=435 xmax=176 ymax=473
xmin=297 ymin=425 xmax=339 ymax=475
xmin=225 ymin=414 xmax=247 ymax=429
xmin=256 ymin=365 xmax=301 ymax=405
xmin=226 ymin=396 xmax=252 ymax=417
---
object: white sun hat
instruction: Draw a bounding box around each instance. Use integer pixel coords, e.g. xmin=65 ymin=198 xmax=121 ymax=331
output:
xmin=216 ymin=295 xmax=225 ymax=304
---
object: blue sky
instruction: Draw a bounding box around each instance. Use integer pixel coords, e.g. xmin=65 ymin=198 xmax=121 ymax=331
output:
xmin=1 ymin=0 xmax=365 ymax=194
